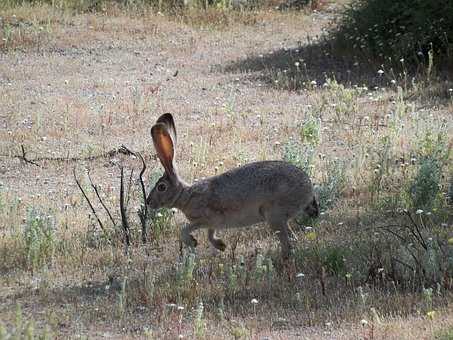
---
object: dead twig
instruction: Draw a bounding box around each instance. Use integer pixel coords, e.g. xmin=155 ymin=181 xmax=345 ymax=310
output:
xmin=87 ymin=170 xmax=117 ymax=229
xmin=120 ymin=166 xmax=131 ymax=253
xmin=20 ymin=145 xmax=40 ymax=167
xmin=136 ymin=152 xmax=149 ymax=244
xmin=73 ymin=168 xmax=110 ymax=242
xmin=3 ymin=145 xmax=144 ymax=165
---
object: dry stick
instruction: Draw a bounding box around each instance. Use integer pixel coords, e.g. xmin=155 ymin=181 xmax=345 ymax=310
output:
xmin=3 ymin=145 xmax=143 ymax=165
xmin=392 ymin=257 xmax=415 ymax=272
xmin=381 ymin=225 xmax=424 ymax=273
xmin=73 ymin=168 xmax=110 ymax=241
xmin=126 ymin=168 xmax=134 ymax=208
xmin=405 ymin=211 xmax=427 ymax=250
xmin=120 ymin=166 xmax=131 ymax=253
xmin=20 ymin=145 xmax=40 ymax=167
xmin=136 ymin=152 xmax=149 ymax=244
xmin=87 ymin=170 xmax=117 ymax=229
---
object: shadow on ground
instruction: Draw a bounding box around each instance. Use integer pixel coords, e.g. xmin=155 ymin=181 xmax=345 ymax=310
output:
xmin=222 ymin=38 xmax=453 ymax=98
xmin=222 ymin=39 xmax=389 ymax=90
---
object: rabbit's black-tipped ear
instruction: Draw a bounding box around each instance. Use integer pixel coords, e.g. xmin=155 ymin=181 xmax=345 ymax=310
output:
xmin=156 ymin=113 xmax=177 ymax=145
xmin=151 ymin=123 xmax=175 ymax=177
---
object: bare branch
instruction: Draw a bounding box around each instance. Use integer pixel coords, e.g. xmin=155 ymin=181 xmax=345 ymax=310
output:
xmin=136 ymin=152 xmax=149 ymax=244
xmin=87 ymin=170 xmax=117 ymax=229
xmin=126 ymin=169 xmax=134 ymax=207
xmin=392 ymin=257 xmax=415 ymax=272
xmin=405 ymin=211 xmax=427 ymax=250
xmin=1 ymin=145 xmax=145 ymax=165
xmin=120 ymin=166 xmax=131 ymax=253
xmin=73 ymin=168 xmax=109 ymax=240
xmin=20 ymin=145 xmax=40 ymax=167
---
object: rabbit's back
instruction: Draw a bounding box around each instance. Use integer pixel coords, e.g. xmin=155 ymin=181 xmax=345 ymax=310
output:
xmin=185 ymin=161 xmax=314 ymax=228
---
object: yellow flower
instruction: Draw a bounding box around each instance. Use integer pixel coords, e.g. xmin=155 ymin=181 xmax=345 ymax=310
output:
xmin=426 ymin=310 xmax=435 ymax=320
xmin=306 ymin=231 xmax=317 ymax=241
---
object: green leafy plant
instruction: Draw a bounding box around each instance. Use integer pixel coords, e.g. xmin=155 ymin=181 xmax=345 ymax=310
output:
xmin=283 ymin=141 xmax=315 ymax=176
xmin=23 ymin=208 xmax=57 ymax=272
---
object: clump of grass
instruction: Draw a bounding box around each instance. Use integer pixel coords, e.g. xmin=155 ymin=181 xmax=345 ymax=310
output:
xmin=0 ymin=14 xmax=50 ymax=51
xmin=24 ymin=207 xmax=57 ymax=272
xmin=408 ymin=157 xmax=442 ymax=211
xmin=193 ymin=301 xmax=206 ymax=338
xmin=436 ymin=326 xmax=453 ymax=340
xmin=317 ymin=157 xmax=346 ymax=211
xmin=0 ymin=304 xmax=52 ymax=340
xmin=407 ymin=129 xmax=451 ymax=211
xmin=283 ymin=141 xmax=315 ymax=176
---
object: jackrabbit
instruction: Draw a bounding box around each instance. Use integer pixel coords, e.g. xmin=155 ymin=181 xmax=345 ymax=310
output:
xmin=146 ymin=113 xmax=319 ymax=258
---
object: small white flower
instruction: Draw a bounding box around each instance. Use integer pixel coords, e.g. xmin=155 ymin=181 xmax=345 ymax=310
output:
xmin=399 ymin=58 xmax=404 ymax=63
xmin=296 ymin=273 xmax=305 ymax=278
xmin=310 ymin=80 xmax=317 ymax=86
xmin=251 ymin=298 xmax=259 ymax=304
xmin=377 ymin=69 xmax=384 ymax=75
xmin=390 ymin=79 xmax=396 ymax=84
xmin=360 ymin=319 xmax=368 ymax=326
xmin=305 ymin=226 xmax=313 ymax=232
xmin=448 ymin=88 xmax=453 ymax=93
xmin=177 ymin=306 xmax=185 ymax=311
xmin=416 ymin=209 xmax=423 ymax=215
xmin=294 ymin=61 xmax=300 ymax=67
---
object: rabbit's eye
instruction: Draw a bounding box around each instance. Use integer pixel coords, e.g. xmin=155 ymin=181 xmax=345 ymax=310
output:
xmin=157 ymin=183 xmax=167 ymax=192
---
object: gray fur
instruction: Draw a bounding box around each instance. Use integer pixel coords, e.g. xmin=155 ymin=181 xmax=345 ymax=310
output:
xmin=147 ymin=114 xmax=319 ymax=258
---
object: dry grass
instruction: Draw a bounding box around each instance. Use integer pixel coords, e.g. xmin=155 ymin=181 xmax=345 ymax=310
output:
xmin=0 ymin=2 xmax=452 ymax=339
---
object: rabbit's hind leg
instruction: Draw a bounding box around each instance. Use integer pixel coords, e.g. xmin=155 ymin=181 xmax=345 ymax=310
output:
xmin=208 ymin=229 xmax=227 ymax=251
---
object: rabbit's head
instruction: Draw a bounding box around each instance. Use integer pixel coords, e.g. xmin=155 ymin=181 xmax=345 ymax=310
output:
xmin=146 ymin=113 xmax=185 ymax=209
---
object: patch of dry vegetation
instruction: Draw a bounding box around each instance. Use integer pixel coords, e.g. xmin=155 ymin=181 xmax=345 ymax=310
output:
xmin=0 ymin=1 xmax=452 ymax=339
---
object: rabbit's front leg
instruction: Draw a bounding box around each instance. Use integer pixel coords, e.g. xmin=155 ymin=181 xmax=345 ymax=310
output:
xmin=208 ymin=229 xmax=227 ymax=251
xmin=181 ymin=222 xmax=200 ymax=248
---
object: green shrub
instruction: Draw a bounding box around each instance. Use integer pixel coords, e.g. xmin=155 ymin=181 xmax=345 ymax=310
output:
xmin=407 ymin=129 xmax=450 ymax=211
xmin=23 ymin=208 xmax=57 ymax=271
xmin=283 ymin=141 xmax=315 ymax=176
xmin=408 ymin=157 xmax=441 ymax=211
xmin=317 ymin=158 xmax=346 ymax=211
xmin=335 ymin=0 xmax=453 ymax=66
xmin=436 ymin=326 xmax=453 ymax=340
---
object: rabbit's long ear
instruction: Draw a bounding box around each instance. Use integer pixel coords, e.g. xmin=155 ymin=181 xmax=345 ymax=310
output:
xmin=156 ymin=113 xmax=177 ymax=145
xmin=151 ymin=123 xmax=175 ymax=177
